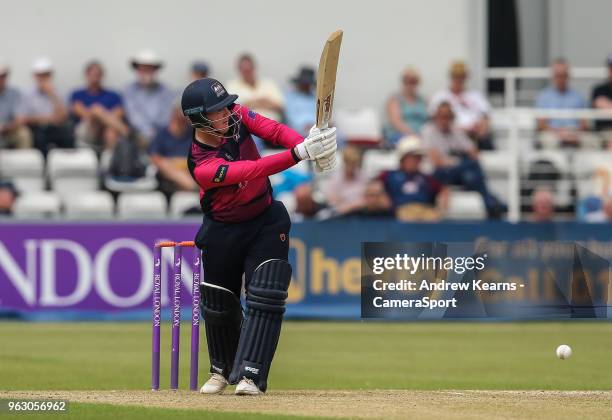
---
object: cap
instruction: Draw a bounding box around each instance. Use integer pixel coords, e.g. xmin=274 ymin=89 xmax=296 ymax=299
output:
xmin=291 ymin=67 xmax=316 ymax=86
xmin=192 ymin=61 xmax=210 ymax=75
xmin=449 ymin=60 xmax=468 ymax=76
xmin=396 ymin=135 xmax=425 ymax=158
xmin=32 ymin=57 xmax=53 ymax=74
xmin=131 ymin=49 xmax=163 ymax=69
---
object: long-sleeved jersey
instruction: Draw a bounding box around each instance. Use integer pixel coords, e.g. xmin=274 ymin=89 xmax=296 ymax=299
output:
xmin=187 ymin=104 xmax=303 ymax=222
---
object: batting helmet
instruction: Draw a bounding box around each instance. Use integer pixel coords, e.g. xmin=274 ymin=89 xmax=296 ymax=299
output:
xmin=181 ymin=78 xmax=238 ymax=129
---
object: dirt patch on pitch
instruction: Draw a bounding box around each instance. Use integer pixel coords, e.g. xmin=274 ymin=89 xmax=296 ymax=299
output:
xmin=1 ymin=390 xmax=611 ymax=419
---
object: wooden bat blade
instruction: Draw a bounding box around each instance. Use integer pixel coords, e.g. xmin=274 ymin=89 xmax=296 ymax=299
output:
xmin=316 ymin=29 xmax=343 ymax=128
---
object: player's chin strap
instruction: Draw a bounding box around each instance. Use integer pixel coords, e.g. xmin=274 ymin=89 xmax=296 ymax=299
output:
xmin=193 ymin=105 xmax=243 ymax=139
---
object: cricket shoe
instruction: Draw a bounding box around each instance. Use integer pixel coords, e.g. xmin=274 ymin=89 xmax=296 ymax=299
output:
xmin=235 ymin=377 xmax=262 ymax=395
xmin=200 ymin=373 xmax=228 ymax=394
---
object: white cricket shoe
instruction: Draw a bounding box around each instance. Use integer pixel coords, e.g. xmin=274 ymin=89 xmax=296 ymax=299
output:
xmin=235 ymin=377 xmax=262 ymax=395
xmin=200 ymin=373 xmax=228 ymax=394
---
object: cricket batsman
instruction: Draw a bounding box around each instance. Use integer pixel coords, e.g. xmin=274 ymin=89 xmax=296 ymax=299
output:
xmin=181 ymin=78 xmax=337 ymax=395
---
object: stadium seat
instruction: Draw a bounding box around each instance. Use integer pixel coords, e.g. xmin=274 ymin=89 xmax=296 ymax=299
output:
xmin=571 ymin=151 xmax=612 ymax=177
xmin=521 ymin=150 xmax=572 ymax=207
xmin=47 ymin=148 xmax=99 ymax=194
xmin=0 ymin=149 xmax=45 ymax=191
xmin=13 ymin=191 xmax=62 ymax=219
xmin=446 ymin=191 xmax=487 ymax=220
xmin=335 ymin=108 xmax=382 ymax=146
xmin=117 ymin=191 xmax=167 ymax=219
xmin=361 ymin=149 xmax=397 ymax=180
xmin=479 ymin=151 xmax=512 ymax=178
xmin=104 ymin=165 xmax=158 ymax=192
xmin=169 ymin=191 xmax=200 ymax=218
xmin=64 ymin=191 xmax=115 ymax=219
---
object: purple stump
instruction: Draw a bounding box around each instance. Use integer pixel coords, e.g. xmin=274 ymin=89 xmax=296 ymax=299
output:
xmin=151 ymin=245 xmax=162 ymax=391
xmin=170 ymin=245 xmax=182 ymax=390
xmin=189 ymin=247 xmax=201 ymax=391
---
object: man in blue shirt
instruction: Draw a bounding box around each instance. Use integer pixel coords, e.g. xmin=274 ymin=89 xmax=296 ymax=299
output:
xmin=70 ymin=61 xmax=128 ymax=150
xmin=535 ymin=59 xmax=589 ymax=148
xmin=124 ymin=50 xmax=175 ymax=144
xmin=381 ymin=136 xmax=448 ymax=221
xmin=284 ymin=67 xmax=316 ymax=137
xmin=148 ymin=105 xmax=196 ymax=194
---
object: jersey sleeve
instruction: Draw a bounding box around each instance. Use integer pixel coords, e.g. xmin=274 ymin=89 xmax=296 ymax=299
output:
xmin=237 ymin=105 xmax=303 ymax=149
xmin=194 ymin=149 xmax=299 ymax=189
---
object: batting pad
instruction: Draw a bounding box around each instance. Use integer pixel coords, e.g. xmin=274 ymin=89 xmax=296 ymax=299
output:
xmin=201 ymin=282 xmax=243 ymax=378
xmin=229 ymin=259 xmax=292 ymax=391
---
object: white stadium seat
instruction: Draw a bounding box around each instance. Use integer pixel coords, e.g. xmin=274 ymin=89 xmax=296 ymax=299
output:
xmin=0 ymin=149 xmax=45 ymax=191
xmin=479 ymin=151 xmax=512 ymax=178
xmin=169 ymin=191 xmax=200 ymax=218
xmin=47 ymin=148 xmax=99 ymax=194
xmin=446 ymin=191 xmax=486 ymax=220
xmin=571 ymin=151 xmax=612 ymax=177
xmin=117 ymin=192 xmax=167 ymax=219
xmin=13 ymin=192 xmax=62 ymax=219
xmin=361 ymin=149 xmax=397 ymax=180
xmin=64 ymin=191 xmax=115 ymax=219
xmin=335 ymin=107 xmax=382 ymax=146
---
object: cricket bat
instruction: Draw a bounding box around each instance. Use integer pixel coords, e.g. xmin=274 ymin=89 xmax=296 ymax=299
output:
xmin=316 ymin=29 xmax=343 ymax=129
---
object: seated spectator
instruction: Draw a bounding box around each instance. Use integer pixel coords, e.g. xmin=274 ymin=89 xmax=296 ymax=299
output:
xmin=384 ymin=67 xmax=428 ymax=145
xmin=148 ymin=105 xmax=196 ymax=194
xmin=585 ymin=196 xmax=612 ymax=223
xmin=430 ymin=61 xmax=493 ymax=150
xmin=535 ymin=58 xmax=593 ymax=148
xmin=227 ymin=53 xmax=284 ymax=123
xmin=381 ymin=136 xmax=448 ymax=222
xmin=191 ymin=61 xmax=210 ymax=81
xmin=284 ymin=66 xmax=316 ymax=136
xmin=70 ymin=61 xmax=128 ymax=151
xmin=344 ymin=180 xmax=394 ymax=218
xmin=591 ymin=54 xmax=612 ymax=147
xmin=423 ymin=102 xmax=504 ymax=218
xmin=17 ymin=58 xmax=73 ymax=156
xmin=0 ymin=61 xmax=32 ymax=149
xmin=322 ymin=146 xmax=367 ymax=215
xmin=0 ymin=180 xmax=17 ymax=215
xmin=531 ymin=188 xmax=555 ymax=222
xmin=124 ymin=50 xmax=174 ymax=144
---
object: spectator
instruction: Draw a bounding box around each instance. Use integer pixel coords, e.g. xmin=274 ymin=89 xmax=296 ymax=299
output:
xmin=191 ymin=61 xmax=210 ymax=81
xmin=423 ymin=102 xmax=504 ymax=218
xmin=531 ymin=188 xmax=555 ymax=222
xmin=227 ymin=54 xmax=284 ymax=123
xmin=124 ymin=50 xmax=174 ymax=144
xmin=70 ymin=60 xmax=128 ymax=151
xmin=322 ymin=146 xmax=367 ymax=215
xmin=381 ymin=136 xmax=448 ymax=222
xmin=148 ymin=104 xmax=196 ymax=194
xmin=591 ymin=54 xmax=612 ymax=146
xmin=585 ymin=196 xmax=612 ymax=223
xmin=17 ymin=58 xmax=72 ymax=156
xmin=535 ymin=58 xmax=592 ymax=148
xmin=430 ymin=61 xmax=494 ymax=150
xmin=284 ymin=66 xmax=316 ymax=136
xmin=0 ymin=61 xmax=32 ymax=149
xmin=344 ymin=180 xmax=394 ymax=218
xmin=0 ymin=180 xmax=17 ymax=215
xmin=384 ymin=67 xmax=428 ymax=145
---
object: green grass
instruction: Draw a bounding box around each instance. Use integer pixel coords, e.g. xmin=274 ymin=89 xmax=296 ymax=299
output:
xmin=0 ymin=321 xmax=610 ymax=418
xmin=0 ymin=322 xmax=610 ymax=391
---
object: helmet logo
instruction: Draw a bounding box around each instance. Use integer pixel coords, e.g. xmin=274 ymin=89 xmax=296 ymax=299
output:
xmin=212 ymin=82 xmax=226 ymax=97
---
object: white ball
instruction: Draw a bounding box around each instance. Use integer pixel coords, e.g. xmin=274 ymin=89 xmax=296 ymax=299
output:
xmin=556 ymin=344 xmax=572 ymax=360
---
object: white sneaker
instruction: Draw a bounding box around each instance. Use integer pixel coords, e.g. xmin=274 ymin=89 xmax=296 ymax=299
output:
xmin=235 ymin=377 xmax=262 ymax=395
xmin=200 ymin=373 xmax=228 ymax=394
